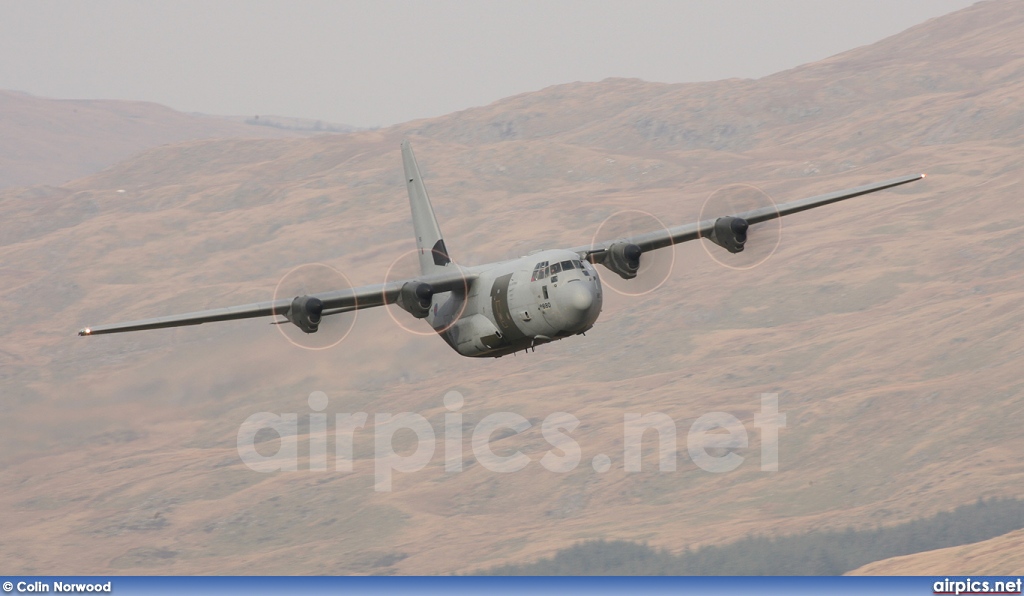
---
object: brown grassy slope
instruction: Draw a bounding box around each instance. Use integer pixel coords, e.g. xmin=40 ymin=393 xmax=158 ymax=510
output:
xmin=406 ymin=0 xmax=1024 ymax=155
xmin=848 ymin=528 xmax=1024 ymax=575
xmin=0 ymin=91 xmax=308 ymax=189
xmin=0 ymin=0 xmax=1022 ymax=575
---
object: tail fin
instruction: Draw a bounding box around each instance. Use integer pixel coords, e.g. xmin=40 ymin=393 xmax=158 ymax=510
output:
xmin=402 ymin=140 xmax=451 ymax=275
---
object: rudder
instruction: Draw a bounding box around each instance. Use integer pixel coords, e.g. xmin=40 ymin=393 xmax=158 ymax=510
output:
xmin=402 ymin=139 xmax=451 ymax=275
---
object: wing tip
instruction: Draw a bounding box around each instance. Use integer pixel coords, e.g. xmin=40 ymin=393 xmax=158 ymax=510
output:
xmin=78 ymin=327 xmax=91 ymax=336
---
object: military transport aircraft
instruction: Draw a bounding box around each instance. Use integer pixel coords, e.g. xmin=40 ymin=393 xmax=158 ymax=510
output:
xmin=79 ymin=140 xmax=924 ymax=357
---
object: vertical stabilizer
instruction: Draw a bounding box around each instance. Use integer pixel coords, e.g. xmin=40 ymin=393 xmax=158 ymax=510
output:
xmin=402 ymin=140 xmax=451 ymax=275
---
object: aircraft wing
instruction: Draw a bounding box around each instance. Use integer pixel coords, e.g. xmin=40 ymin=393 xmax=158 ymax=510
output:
xmin=78 ymin=267 xmax=475 ymax=336
xmin=572 ymin=174 xmax=925 ymax=260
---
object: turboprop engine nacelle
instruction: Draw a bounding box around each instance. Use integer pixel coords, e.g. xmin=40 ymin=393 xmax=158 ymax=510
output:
xmin=603 ymin=242 xmax=642 ymax=280
xmin=708 ymin=216 xmax=748 ymax=254
xmin=396 ymin=281 xmax=434 ymax=319
xmin=286 ymin=295 xmax=323 ymax=333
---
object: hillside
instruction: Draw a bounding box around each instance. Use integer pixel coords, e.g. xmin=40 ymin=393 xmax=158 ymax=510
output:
xmin=849 ymin=528 xmax=1024 ymax=575
xmin=0 ymin=91 xmax=327 ymax=189
xmin=482 ymin=498 xmax=1024 ymax=575
xmin=0 ymin=0 xmax=1021 ymax=575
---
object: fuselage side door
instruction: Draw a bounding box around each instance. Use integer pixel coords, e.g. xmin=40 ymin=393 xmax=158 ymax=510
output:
xmin=490 ymin=273 xmax=527 ymax=342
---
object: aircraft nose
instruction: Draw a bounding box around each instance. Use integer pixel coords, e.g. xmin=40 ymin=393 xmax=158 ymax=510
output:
xmin=557 ymin=282 xmax=598 ymax=333
xmin=563 ymin=281 xmax=594 ymax=311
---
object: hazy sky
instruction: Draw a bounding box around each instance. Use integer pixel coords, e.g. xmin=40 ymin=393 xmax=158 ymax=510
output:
xmin=0 ymin=0 xmax=975 ymax=127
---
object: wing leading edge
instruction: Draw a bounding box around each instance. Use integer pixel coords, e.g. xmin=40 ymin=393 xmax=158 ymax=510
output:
xmin=78 ymin=268 xmax=475 ymax=336
xmin=573 ymin=174 xmax=925 ymax=260
xmin=79 ymin=173 xmax=922 ymax=337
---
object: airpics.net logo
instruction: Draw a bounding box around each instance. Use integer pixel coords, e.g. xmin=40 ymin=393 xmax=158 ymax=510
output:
xmin=236 ymin=391 xmax=786 ymax=492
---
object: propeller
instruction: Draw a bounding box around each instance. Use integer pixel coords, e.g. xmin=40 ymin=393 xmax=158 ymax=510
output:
xmin=589 ymin=209 xmax=675 ymax=296
xmin=383 ymin=248 xmax=469 ymax=336
xmin=698 ymin=183 xmax=782 ymax=270
xmin=272 ymin=262 xmax=356 ymax=350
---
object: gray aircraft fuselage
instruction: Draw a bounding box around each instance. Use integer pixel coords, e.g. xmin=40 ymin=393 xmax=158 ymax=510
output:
xmin=431 ymin=249 xmax=603 ymax=357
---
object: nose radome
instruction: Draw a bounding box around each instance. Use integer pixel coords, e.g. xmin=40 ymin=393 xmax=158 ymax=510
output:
xmin=560 ymin=281 xmax=594 ymax=312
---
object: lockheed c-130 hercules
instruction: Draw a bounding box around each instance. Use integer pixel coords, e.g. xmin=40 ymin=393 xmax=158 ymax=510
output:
xmin=79 ymin=140 xmax=924 ymax=357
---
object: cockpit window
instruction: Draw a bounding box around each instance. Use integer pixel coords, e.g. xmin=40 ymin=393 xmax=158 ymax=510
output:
xmin=531 ymin=261 xmax=549 ymax=281
xmin=533 ymin=259 xmax=586 ymax=281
